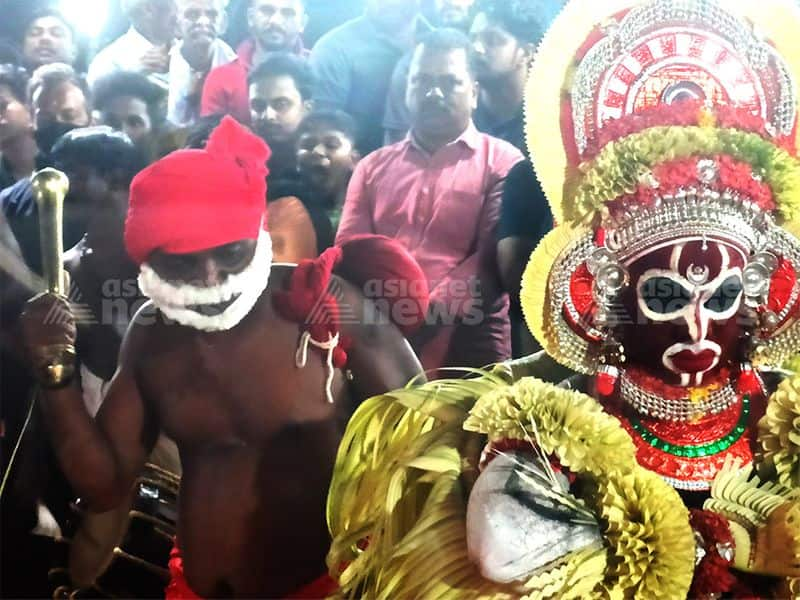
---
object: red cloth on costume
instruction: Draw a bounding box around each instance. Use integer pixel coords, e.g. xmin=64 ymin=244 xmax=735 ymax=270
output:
xmin=125 ymin=116 xmax=271 ymax=265
xmin=165 ymin=544 xmax=338 ymax=599
xmin=166 ymin=545 xmax=202 ymax=600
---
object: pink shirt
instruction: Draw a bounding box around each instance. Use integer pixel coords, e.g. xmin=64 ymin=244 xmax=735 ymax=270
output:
xmin=336 ymin=123 xmax=524 ymax=367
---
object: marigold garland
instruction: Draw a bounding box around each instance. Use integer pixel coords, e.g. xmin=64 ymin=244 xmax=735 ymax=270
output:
xmin=591 ymin=469 xmax=695 ymax=598
xmin=565 ymin=126 xmax=800 ymax=225
xmin=464 ymin=378 xmax=636 ymax=476
xmin=586 ymin=100 xmax=795 ymax=160
xmin=758 ymin=373 xmax=800 ymax=488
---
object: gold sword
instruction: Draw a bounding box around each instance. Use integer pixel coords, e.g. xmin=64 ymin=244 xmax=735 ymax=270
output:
xmin=31 ymin=168 xmax=75 ymax=387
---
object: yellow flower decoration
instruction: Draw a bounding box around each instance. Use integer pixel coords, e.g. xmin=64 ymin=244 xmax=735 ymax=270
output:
xmin=592 ymin=469 xmax=695 ymax=598
xmin=564 ymin=126 xmax=800 ymax=225
xmin=758 ymin=373 xmax=800 ymax=488
xmin=327 ymin=373 xmax=695 ymax=599
xmin=465 ymin=378 xmax=636 ymax=476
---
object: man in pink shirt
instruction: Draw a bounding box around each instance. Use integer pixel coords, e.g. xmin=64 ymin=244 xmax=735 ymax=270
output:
xmin=200 ymin=0 xmax=308 ymax=123
xmin=336 ymin=29 xmax=523 ymax=370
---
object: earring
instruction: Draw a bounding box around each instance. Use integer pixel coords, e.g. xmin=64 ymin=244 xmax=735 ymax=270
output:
xmin=737 ymin=253 xmax=776 ymax=397
xmin=588 ymin=249 xmax=629 ymax=397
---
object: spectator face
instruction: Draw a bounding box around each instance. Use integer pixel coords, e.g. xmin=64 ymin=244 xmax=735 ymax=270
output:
xmin=469 ymin=12 xmax=527 ymax=81
xmin=23 ymin=15 xmax=77 ymax=69
xmin=32 ymin=81 xmax=91 ymax=152
xmin=434 ymin=0 xmax=476 ymax=30
xmin=32 ymin=81 xmax=91 ymax=153
xmin=248 ymin=0 xmax=306 ymax=52
xmin=407 ymin=46 xmax=477 ymax=140
xmin=296 ymin=123 xmax=358 ymax=197
xmin=135 ymin=0 xmax=179 ymax=45
xmin=98 ymin=96 xmax=153 ymax=148
xmin=0 ymin=84 xmax=32 ymax=145
xmin=177 ymin=0 xmax=225 ymax=50
xmin=249 ymin=75 xmax=310 ymax=143
xmin=365 ymin=0 xmax=420 ymax=31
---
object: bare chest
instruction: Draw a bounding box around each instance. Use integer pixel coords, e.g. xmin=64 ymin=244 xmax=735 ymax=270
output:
xmin=136 ymin=306 xmax=349 ymax=448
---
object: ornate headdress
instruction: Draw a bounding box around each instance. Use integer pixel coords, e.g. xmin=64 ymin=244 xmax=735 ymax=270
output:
xmin=521 ymin=0 xmax=800 ymax=387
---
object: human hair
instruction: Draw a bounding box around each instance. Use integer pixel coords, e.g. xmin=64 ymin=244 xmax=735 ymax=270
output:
xmin=22 ymin=8 xmax=76 ymax=43
xmin=183 ymin=113 xmax=227 ymax=149
xmin=92 ymin=70 xmax=166 ymax=125
xmin=297 ymin=109 xmax=358 ymax=146
xmin=27 ymin=62 xmax=90 ymax=107
xmin=248 ymin=52 xmax=314 ymax=101
xmin=50 ymin=126 xmax=148 ymax=185
xmin=414 ymin=27 xmax=474 ymax=75
xmin=0 ymin=64 xmax=29 ymax=102
xmin=476 ymin=0 xmax=548 ymax=45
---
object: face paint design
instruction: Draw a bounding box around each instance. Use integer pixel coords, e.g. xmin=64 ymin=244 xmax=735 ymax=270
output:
xmin=621 ymin=239 xmax=746 ymax=387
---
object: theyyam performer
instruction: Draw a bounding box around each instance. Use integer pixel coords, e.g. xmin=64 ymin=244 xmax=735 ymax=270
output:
xmin=324 ymin=0 xmax=800 ymax=597
xmin=20 ymin=116 xmax=428 ymax=598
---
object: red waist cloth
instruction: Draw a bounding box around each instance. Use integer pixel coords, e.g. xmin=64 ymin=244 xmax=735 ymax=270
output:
xmin=165 ymin=544 xmax=339 ymax=599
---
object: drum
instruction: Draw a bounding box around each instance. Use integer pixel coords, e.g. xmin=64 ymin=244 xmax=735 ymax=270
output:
xmin=52 ymin=438 xmax=181 ymax=599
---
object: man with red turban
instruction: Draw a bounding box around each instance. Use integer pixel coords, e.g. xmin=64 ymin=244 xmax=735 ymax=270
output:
xmin=19 ymin=117 xmax=428 ymax=597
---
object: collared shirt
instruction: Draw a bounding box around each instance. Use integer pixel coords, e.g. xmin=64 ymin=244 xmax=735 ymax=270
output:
xmin=200 ymin=38 xmax=309 ymax=124
xmin=336 ymin=122 xmax=524 ymax=367
xmin=310 ymin=16 xmax=410 ymax=154
xmin=167 ymin=39 xmax=236 ymax=128
xmin=87 ymin=27 xmax=170 ymax=90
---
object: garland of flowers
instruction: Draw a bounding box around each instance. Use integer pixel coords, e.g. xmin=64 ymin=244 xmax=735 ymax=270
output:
xmin=565 ymin=126 xmax=800 ymax=225
xmin=585 ymin=100 xmax=795 ymax=160
xmin=757 ymin=372 xmax=800 ymax=488
xmin=606 ymin=155 xmax=777 ymax=220
xmin=464 ymin=377 xmax=637 ymax=476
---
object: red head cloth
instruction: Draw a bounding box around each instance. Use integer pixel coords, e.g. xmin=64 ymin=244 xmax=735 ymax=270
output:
xmin=125 ymin=116 xmax=271 ymax=265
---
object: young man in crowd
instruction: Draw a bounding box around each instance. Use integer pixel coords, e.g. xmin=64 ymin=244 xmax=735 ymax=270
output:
xmin=310 ymin=0 xmax=421 ymax=154
xmin=201 ymin=0 xmax=308 ymax=123
xmin=87 ymin=0 xmax=178 ymax=90
xmin=294 ymin=109 xmax=360 ymax=235
xmin=469 ymin=0 xmax=555 ymax=153
xmin=0 ymin=63 xmax=93 ymax=275
xmin=168 ymin=0 xmax=236 ymax=128
xmin=337 ymin=29 xmax=524 ymax=370
xmin=19 ymin=117 xmax=426 ymax=598
xmin=248 ymin=52 xmax=313 ymax=177
xmin=20 ymin=9 xmax=79 ymax=73
xmin=0 ymin=65 xmax=36 ymax=190
xmin=93 ymin=71 xmax=167 ymax=163
xmin=268 ymin=109 xmax=360 ymax=254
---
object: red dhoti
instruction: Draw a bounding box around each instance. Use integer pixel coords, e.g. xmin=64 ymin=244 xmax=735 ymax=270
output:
xmin=165 ymin=544 xmax=338 ymax=599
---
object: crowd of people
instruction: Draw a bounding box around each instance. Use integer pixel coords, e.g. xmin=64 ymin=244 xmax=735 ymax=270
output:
xmin=0 ymin=0 xmax=556 ymax=597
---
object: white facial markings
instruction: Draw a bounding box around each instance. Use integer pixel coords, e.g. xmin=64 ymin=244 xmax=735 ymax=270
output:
xmin=139 ymin=230 xmax=273 ymax=332
xmin=635 ymin=241 xmax=744 ymax=378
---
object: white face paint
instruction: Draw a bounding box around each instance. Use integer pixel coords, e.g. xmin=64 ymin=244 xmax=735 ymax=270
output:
xmin=636 ymin=242 xmax=744 ymax=386
xmin=138 ymin=230 xmax=273 ymax=332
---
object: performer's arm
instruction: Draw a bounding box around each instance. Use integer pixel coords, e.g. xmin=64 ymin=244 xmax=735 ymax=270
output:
xmin=338 ymin=279 xmax=425 ymax=400
xmin=20 ymin=295 xmax=158 ymax=511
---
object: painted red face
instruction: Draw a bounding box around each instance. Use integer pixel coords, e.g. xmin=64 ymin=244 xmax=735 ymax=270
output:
xmin=619 ymin=239 xmax=746 ymax=387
